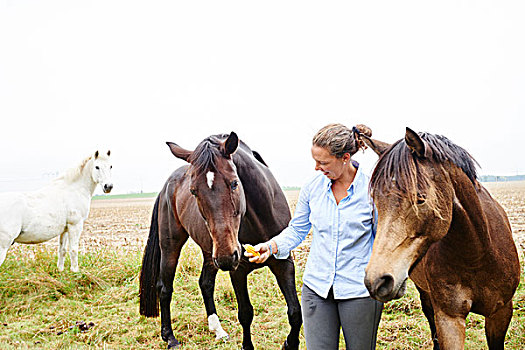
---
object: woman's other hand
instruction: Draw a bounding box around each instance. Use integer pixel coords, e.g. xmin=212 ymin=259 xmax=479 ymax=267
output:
xmin=244 ymin=242 xmax=272 ymax=263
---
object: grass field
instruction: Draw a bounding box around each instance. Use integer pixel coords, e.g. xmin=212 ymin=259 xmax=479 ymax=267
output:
xmin=0 ymin=242 xmax=523 ymax=349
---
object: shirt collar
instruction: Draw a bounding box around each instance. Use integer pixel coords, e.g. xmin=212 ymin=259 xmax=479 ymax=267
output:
xmin=322 ymin=160 xmax=363 ymax=193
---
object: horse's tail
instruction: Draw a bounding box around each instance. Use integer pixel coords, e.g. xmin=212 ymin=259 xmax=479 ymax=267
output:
xmin=139 ymin=195 xmax=161 ymax=317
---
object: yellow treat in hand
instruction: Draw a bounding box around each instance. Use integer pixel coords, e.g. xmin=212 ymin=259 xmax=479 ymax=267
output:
xmin=244 ymin=244 xmax=260 ymax=257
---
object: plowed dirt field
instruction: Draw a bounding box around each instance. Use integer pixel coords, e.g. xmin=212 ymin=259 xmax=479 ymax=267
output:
xmin=76 ymin=182 xmax=524 ymax=258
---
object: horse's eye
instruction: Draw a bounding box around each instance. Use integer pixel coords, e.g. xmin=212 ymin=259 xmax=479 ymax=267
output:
xmin=231 ymin=180 xmax=239 ymax=190
xmin=110 ymin=165 xmax=112 ymax=169
xmin=95 ymin=166 xmax=100 ymax=170
xmin=416 ymin=193 xmax=426 ymax=205
xmin=190 ymin=188 xmax=198 ymax=196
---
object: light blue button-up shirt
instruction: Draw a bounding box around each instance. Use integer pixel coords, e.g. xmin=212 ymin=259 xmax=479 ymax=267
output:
xmin=273 ymin=163 xmax=376 ymax=299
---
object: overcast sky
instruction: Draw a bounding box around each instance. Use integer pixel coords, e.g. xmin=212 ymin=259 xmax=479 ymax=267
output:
xmin=1 ymin=1 xmax=524 ymax=195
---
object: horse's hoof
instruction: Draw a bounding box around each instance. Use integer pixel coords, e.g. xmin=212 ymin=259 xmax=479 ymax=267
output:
xmin=167 ymin=342 xmax=181 ymax=349
xmin=282 ymin=340 xmax=299 ymax=350
xmin=167 ymin=337 xmax=181 ymax=349
xmin=217 ymin=334 xmax=229 ymax=342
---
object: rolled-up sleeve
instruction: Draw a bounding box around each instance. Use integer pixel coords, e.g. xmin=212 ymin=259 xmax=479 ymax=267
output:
xmin=273 ymin=183 xmax=312 ymax=259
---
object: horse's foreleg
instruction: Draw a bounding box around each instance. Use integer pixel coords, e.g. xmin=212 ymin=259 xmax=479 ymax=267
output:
xmin=199 ymin=258 xmax=228 ymax=340
xmin=268 ymin=258 xmax=302 ymax=350
xmin=417 ymin=287 xmax=440 ymax=350
xmin=57 ymin=231 xmax=68 ymax=272
xmin=67 ymin=223 xmax=83 ymax=272
xmin=485 ymin=300 xmax=513 ymax=350
xmin=229 ymin=266 xmax=254 ymax=350
xmin=435 ymin=311 xmax=467 ymax=350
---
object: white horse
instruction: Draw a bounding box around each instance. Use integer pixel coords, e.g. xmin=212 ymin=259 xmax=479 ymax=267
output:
xmin=0 ymin=150 xmax=113 ymax=272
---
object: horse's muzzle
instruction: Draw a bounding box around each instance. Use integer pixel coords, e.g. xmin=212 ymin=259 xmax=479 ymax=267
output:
xmin=365 ymin=273 xmax=407 ymax=302
xmin=103 ymin=183 xmax=113 ymax=193
xmin=213 ymin=251 xmax=240 ymax=271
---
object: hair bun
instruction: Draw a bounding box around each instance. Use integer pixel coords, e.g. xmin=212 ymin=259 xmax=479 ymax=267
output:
xmin=354 ymin=124 xmax=372 ymax=137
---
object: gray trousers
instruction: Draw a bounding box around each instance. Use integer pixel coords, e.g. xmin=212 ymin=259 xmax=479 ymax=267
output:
xmin=301 ymin=285 xmax=383 ymax=350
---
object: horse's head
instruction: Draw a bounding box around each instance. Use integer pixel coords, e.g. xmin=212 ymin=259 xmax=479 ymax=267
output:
xmin=167 ymin=133 xmax=246 ymax=271
xmin=91 ymin=150 xmax=113 ymax=193
xmin=363 ymin=128 xmax=476 ymax=302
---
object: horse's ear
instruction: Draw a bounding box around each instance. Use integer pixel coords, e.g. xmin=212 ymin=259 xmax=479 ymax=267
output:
xmin=362 ymin=137 xmax=391 ymax=156
xmin=405 ymin=127 xmax=427 ymax=158
xmin=221 ymin=132 xmax=239 ymax=158
xmin=166 ymin=142 xmax=192 ymax=163
xmin=352 ymin=124 xmax=390 ymax=156
xmin=252 ymin=150 xmax=268 ymax=166
xmin=95 ymin=150 xmax=99 ymax=159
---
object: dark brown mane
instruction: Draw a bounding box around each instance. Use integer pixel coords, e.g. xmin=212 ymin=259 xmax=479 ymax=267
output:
xmin=370 ymin=133 xmax=479 ymax=203
xmin=188 ymin=134 xmax=266 ymax=177
xmin=188 ymin=135 xmax=224 ymax=176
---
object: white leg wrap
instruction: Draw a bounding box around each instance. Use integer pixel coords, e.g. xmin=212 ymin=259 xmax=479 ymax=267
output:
xmin=208 ymin=314 xmax=229 ymax=340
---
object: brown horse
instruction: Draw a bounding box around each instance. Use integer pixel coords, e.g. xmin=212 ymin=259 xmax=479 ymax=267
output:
xmin=358 ymin=127 xmax=520 ymax=349
xmin=139 ymin=132 xmax=301 ymax=349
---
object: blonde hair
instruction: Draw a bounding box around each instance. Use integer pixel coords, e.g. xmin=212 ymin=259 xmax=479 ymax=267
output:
xmin=312 ymin=123 xmax=371 ymax=158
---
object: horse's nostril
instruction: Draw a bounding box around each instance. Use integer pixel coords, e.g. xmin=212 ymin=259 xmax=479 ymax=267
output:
xmin=376 ymin=274 xmax=395 ymax=299
xmin=214 ymin=253 xmax=240 ymax=271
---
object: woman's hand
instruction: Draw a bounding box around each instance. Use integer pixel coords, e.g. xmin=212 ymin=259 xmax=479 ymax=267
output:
xmin=244 ymin=242 xmax=273 ymax=263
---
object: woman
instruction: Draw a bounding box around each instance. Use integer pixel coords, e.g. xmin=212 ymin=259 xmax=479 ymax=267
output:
xmin=246 ymin=123 xmax=383 ymax=350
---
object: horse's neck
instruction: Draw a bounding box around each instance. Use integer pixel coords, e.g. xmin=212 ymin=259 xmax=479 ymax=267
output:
xmin=234 ymin=150 xmax=290 ymax=240
xmin=63 ymin=160 xmax=97 ymax=198
xmin=441 ymin=168 xmax=491 ymax=264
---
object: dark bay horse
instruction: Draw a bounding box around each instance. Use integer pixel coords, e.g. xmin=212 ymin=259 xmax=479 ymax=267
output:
xmin=358 ymin=127 xmax=520 ymax=349
xmin=139 ymin=132 xmax=301 ymax=349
